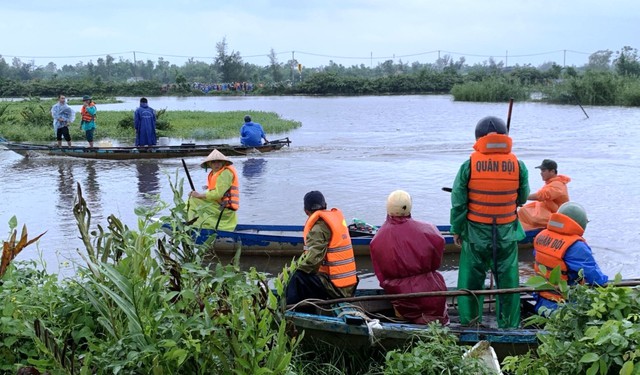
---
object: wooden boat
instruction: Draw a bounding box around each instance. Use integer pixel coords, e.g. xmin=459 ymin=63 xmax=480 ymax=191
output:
xmin=285 ymin=288 xmax=541 ymax=360
xmin=197 ymin=223 xmax=541 ymax=256
xmin=0 ymin=137 xmax=291 ymax=160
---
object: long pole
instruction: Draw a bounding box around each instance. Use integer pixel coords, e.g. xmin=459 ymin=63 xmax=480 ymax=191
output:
xmin=506 ymin=98 xmax=514 ymax=132
xmin=181 ymin=159 xmax=195 ymax=191
xmin=288 ymin=280 xmax=640 ymax=308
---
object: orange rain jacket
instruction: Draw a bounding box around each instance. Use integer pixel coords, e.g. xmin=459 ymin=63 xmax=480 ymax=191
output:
xmin=518 ymin=175 xmax=571 ymax=231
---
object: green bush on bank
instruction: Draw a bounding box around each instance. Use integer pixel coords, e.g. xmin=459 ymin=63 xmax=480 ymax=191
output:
xmin=502 ymin=274 xmax=640 ymax=375
xmin=0 ymin=180 xmax=299 ymax=374
xmin=450 ymin=77 xmax=530 ymax=102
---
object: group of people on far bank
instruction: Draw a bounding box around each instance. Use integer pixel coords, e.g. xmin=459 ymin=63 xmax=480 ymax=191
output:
xmin=185 ymin=114 xmax=607 ymax=329
xmin=51 ymin=95 xmax=157 ymax=148
xmin=51 ymin=96 xmax=274 ymax=149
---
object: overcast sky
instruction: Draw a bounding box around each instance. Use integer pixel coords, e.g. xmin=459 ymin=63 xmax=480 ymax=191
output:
xmin=1 ymin=0 xmax=637 ymax=69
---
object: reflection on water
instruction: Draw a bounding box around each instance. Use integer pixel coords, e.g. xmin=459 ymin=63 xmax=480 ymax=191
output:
xmin=241 ymin=158 xmax=267 ymax=195
xmin=56 ymin=164 xmax=76 ymax=212
xmin=83 ymin=161 xmax=101 ymax=204
xmin=136 ymin=161 xmax=161 ymax=206
xmin=242 ymin=158 xmax=267 ymax=178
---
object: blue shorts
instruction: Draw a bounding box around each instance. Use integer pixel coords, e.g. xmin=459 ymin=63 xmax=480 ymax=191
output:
xmin=85 ymin=129 xmax=95 ymax=142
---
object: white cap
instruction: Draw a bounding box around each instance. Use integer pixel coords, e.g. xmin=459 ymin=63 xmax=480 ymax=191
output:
xmin=386 ymin=190 xmax=412 ymax=217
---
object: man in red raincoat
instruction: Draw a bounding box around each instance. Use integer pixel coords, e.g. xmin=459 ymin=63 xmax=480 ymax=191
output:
xmin=370 ymin=190 xmax=449 ymax=324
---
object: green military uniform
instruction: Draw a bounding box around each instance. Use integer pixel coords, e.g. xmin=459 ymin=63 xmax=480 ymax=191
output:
xmin=450 ymin=159 xmax=529 ymax=328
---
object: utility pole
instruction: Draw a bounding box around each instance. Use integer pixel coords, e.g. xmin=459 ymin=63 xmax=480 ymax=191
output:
xmin=133 ymin=51 xmax=137 ymax=81
xmin=505 ymin=50 xmax=508 ymax=68
xmin=291 ymin=51 xmax=295 ymax=83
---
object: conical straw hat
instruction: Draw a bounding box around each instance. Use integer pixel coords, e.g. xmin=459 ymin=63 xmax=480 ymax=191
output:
xmin=200 ymin=149 xmax=232 ymax=168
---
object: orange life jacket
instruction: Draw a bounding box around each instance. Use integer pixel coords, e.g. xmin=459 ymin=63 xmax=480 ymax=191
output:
xmin=206 ymin=165 xmax=240 ymax=211
xmin=533 ymin=212 xmax=585 ymax=302
xmin=467 ymin=133 xmax=520 ymax=224
xmin=81 ymin=102 xmax=97 ymax=122
xmin=303 ymin=209 xmax=358 ymax=288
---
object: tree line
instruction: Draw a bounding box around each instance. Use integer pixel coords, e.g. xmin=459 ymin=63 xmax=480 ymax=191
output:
xmin=1 ymin=40 xmax=639 ymax=105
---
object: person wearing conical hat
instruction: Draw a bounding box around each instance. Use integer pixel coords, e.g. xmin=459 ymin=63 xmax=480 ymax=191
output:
xmin=187 ymin=149 xmax=239 ymax=231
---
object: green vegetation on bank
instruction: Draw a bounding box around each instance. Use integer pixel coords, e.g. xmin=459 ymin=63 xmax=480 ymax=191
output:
xmin=0 ymin=98 xmax=301 ymax=143
xmin=3 ymin=43 xmax=640 ymax=105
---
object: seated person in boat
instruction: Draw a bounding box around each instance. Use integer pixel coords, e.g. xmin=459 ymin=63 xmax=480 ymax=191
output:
xmin=370 ymin=190 xmax=449 ymax=324
xmin=533 ymin=202 xmax=608 ymax=315
xmin=187 ymin=149 xmax=239 ymax=231
xmin=285 ymin=191 xmax=358 ymax=306
xmin=518 ymin=159 xmax=571 ymax=231
xmin=240 ymin=115 xmax=269 ymax=147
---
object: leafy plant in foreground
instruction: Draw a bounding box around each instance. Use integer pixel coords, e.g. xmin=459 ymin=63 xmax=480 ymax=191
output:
xmin=502 ymin=273 xmax=640 ymax=375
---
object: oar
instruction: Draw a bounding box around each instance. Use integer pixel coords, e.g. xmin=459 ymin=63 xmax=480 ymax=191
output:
xmin=288 ymin=280 xmax=640 ymax=308
xmin=181 ymin=159 xmax=195 ymax=191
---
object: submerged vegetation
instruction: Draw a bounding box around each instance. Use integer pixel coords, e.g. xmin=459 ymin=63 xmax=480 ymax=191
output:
xmin=0 ymin=98 xmax=301 ymax=143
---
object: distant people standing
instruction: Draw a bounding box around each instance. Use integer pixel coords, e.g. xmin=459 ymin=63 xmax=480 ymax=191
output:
xmin=51 ymin=94 xmax=74 ymax=147
xmin=80 ymin=95 xmax=97 ymax=148
xmin=134 ymin=97 xmax=157 ymax=146
xmin=240 ymin=115 xmax=268 ymax=146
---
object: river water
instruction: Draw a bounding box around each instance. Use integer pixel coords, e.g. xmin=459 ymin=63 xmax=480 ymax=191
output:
xmin=1 ymin=95 xmax=638 ymax=286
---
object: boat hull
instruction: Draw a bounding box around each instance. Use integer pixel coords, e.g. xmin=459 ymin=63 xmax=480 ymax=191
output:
xmin=285 ymin=290 xmax=540 ymax=359
xmin=0 ymin=138 xmax=290 ymax=160
xmin=200 ymin=224 xmax=540 ymax=256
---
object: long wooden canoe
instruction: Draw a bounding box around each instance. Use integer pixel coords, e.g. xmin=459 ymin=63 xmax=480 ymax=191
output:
xmin=285 ymin=288 xmax=541 ymax=360
xmin=196 ymin=223 xmax=541 ymax=256
xmin=0 ymin=137 xmax=291 ymax=160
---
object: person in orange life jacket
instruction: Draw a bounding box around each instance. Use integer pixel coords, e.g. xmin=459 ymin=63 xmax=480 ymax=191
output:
xmin=187 ymin=149 xmax=239 ymax=232
xmin=533 ymin=202 xmax=608 ymax=315
xmin=285 ymin=191 xmax=358 ymax=306
xmin=450 ymin=116 xmax=530 ymax=328
xmin=518 ymin=159 xmax=571 ymax=231
xmin=80 ymin=95 xmax=97 ymax=148
xmin=370 ymin=190 xmax=449 ymax=324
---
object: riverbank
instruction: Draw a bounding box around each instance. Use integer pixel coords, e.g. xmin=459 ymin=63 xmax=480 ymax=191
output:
xmin=0 ymin=98 xmax=302 ymax=143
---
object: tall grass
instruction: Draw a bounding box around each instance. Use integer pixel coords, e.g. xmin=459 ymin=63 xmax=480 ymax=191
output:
xmin=450 ymin=77 xmax=530 ymax=102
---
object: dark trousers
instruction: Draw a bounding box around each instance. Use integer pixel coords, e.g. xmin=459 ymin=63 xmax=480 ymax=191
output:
xmin=285 ymin=270 xmax=330 ymax=305
xmin=56 ymin=126 xmax=71 ymax=141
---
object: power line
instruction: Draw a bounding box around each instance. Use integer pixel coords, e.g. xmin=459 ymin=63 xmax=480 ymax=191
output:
xmin=1 ymin=48 xmax=599 ymax=65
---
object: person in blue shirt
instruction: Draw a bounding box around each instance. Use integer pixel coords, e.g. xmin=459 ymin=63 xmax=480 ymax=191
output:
xmin=532 ymin=202 xmax=609 ymax=315
xmin=240 ymin=115 xmax=268 ymax=146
